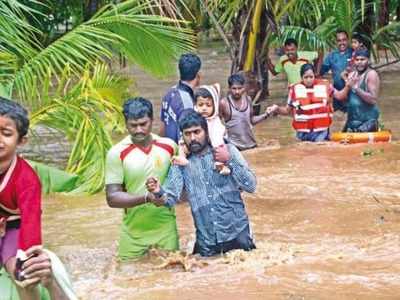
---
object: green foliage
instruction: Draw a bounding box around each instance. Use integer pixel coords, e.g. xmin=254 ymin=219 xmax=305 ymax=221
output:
xmin=31 ymin=63 xmax=130 ymax=194
xmin=0 ymin=0 xmax=197 ymax=194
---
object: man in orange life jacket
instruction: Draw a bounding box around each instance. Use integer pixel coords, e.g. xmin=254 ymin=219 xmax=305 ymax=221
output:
xmin=269 ymin=63 xmax=350 ymax=142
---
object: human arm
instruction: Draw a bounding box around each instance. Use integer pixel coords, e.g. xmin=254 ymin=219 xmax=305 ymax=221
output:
xmin=315 ymin=51 xmax=324 ymax=76
xmin=106 ymin=184 xmax=148 ymax=208
xmin=22 ymin=246 xmax=71 ymax=300
xmin=17 ymin=178 xmax=42 ymax=250
xmin=351 ymin=70 xmax=380 ymax=105
xmin=319 ymin=52 xmax=331 ymax=76
xmin=146 ymin=165 xmax=184 ymax=207
xmin=105 ymin=147 xmax=147 ymax=208
xmin=227 ymin=144 xmax=257 ymax=193
xmin=250 ymin=99 xmax=270 ymax=125
xmin=219 ymin=97 xmax=231 ymax=122
xmin=266 ymin=56 xmax=279 ymax=76
xmin=214 ymin=144 xmax=257 ymax=193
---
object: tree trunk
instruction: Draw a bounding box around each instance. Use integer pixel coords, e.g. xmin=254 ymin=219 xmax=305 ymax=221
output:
xmin=84 ymin=0 xmax=98 ymax=21
xmin=378 ymin=0 xmax=389 ymax=28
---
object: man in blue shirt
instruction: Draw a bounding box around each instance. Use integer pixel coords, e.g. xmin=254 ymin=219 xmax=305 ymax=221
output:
xmin=160 ymin=53 xmax=202 ymax=143
xmin=146 ymin=110 xmax=257 ymax=257
xmin=320 ymin=29 xmax=353 ymax=112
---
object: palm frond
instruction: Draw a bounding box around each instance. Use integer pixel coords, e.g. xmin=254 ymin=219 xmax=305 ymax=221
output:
xmin=30 ymin=63 xmax=129 ymax=194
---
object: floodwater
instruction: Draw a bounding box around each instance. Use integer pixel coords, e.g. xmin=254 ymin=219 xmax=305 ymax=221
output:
xmin=42 ymin=43 xmax=400 ymax=299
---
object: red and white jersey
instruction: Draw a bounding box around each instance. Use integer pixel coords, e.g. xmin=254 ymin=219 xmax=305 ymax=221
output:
xmin=0 ymin=156 xmax=42 ymax=250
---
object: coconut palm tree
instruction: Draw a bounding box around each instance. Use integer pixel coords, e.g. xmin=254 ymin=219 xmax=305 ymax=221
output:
xmin=203 ymin=0 xmax=399 ymax=100
xmin=0 ymin=0 xmax=196 ymax=193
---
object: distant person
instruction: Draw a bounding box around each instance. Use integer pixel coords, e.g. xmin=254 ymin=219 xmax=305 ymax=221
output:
xmin=341 ymin=33 xmax=367 ymax=81
xmin=267 ymin=38 xmax=321 ymax=85
xmin=219 ymin=74 xmax=274 ymax=151
xmin=173 ymin=84 xmax=231 ymax=175
xmin=146 ymin=110 xmax=257 ymax=257
xmin=320 ymin=29 xmax=353 ymax=112
xmin=160 ymin=53 xmax=202 ymax=143
xmin=335 ymin=49 xmax=380 ymax=132
xmin=269 ymin=64 xmax=355 ymax=142
xmin=105 ymin=98 xmax=179 ymax=260
xmin=0 ymin=97 xmax=42 ymax=300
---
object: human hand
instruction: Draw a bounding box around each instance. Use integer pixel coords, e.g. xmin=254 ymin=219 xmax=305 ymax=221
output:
xmin=213 ymin=144 xmax=230 ymax=163
xmin=266 ymin=104 xmax=279 ymax=116
xmin=13 ymin=246 xmax=53 ymax=289
xmin=145 ymin=177 xmax=160 ymax=193
xmin=147 ymin=193 xmax=166 ymax=207
xmin=346 ymin=72 xmax=359 ymax=88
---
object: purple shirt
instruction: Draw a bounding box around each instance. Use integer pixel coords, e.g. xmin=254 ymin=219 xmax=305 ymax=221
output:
xmin=161 ymin=81 xmax=194 ymax=143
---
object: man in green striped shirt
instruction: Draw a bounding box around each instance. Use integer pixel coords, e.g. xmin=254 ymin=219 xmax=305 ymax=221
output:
xmin=105 ymin=97 xmax=179 ymax=260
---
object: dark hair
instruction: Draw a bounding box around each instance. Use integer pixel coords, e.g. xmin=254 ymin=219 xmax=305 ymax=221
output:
xmin=122 ymin=97 xmax=153 ymax=120
xmin=284 ymin=38 xmax=298 ymax=47
xmin=194 ymin=87 xmax=213 ymax=103
xmin=178 ymin=53 xmax=201 ymax=81
xmin=336 ymin=29 xmax=349 ymax=38
xmin=354 ymin=48 xmax=370 ymax=58
xmin=352 ymin=32 xmax=364 ymax=44
xmin=228 ymin=74 xmax=245 ymax=87
xmin=300 ymin=63 xmax=315 ymax=77
xmin=0 ymin=97 xmax=29 ymax=139
xmin=178 ymin=109 xmax=208 ymax=133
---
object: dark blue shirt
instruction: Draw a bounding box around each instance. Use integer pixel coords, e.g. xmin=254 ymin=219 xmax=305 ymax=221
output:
xmin=162 ymin=144 xmax=257 ymax=256
xmin=160 ymin=81 xmax=194 ymax=143
xmin=321 ymin=47 xmax=353 ymax=90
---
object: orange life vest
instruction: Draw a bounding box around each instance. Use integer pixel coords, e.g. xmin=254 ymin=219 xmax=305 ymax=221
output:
xmin=290 ymin=79 xmax=333 ymax=132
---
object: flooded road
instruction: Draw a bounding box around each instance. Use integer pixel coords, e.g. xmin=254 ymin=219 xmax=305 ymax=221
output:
xmin=42 ymin=44 xmax=400 ymax=299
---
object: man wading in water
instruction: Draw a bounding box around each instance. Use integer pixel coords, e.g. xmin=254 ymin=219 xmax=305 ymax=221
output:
xmin=220 ymin=73 xmax=274 ymax=151
xmin=146 ymin=110 xmax=257 ymax=257
xmin=105 ymin=98 xmax=179 ymax=260
xmin=334 ymin=49 xmax=381 ymax=132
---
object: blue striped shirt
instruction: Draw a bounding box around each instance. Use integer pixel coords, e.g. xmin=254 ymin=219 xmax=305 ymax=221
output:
xmin=163 ymin=144 xmax=257 ymax=256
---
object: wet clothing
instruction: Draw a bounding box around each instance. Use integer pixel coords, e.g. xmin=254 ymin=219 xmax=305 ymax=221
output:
xmin=275 ymin=51 xmax=318 ymax=85
xmin=288 ymin=80 xmax=333 ymax=141
xmin=343 ymin=71 xmax=380 ymax=132
xmin=0 ymin=156 xmax=42 ymax=259
xmin=162 ymin=144 xmax=257 ymax=257
xmin=321 ymin=47 xmax=353 ymax=112
xmin=193 ymin=225 xmax=255 ymax=256
xmin=225 ymin=95 xmax=257 ymax=151
xmin=296 ymin=130 xmax=330 ymax=142
xmin=105 ymin=134 xmax=179 ymax=260
xmin=161 ymin=81 xmax=194 ymax=143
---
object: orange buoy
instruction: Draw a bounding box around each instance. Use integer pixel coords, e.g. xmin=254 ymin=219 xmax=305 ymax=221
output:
xmin=330 ymin=130 xmax=392 ymax=144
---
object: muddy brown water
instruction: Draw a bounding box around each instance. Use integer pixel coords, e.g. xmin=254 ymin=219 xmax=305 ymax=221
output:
xmin=42 ymin=44 xmax=400 ymax=299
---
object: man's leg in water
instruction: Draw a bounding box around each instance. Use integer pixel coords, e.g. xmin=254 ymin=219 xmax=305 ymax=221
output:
xmin=219 ymin=225 xmax=256 ymax=254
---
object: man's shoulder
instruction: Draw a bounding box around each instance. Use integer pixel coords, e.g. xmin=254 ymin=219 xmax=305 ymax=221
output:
xmin=153 ymin=134 xmax=177 ymax=148
xmin=107 ymin=136 xmax=131 ymax=156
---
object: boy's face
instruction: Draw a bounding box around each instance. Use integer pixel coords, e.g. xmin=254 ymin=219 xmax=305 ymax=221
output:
xmin=0 ymin=116 xmax=25 ymax=163
xmin=195 ymin=96 xmax=214 ymax=118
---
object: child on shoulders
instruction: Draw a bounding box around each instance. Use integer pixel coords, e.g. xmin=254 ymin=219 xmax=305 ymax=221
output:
xmin=0 ymin=97 xmax=42 ymax=299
